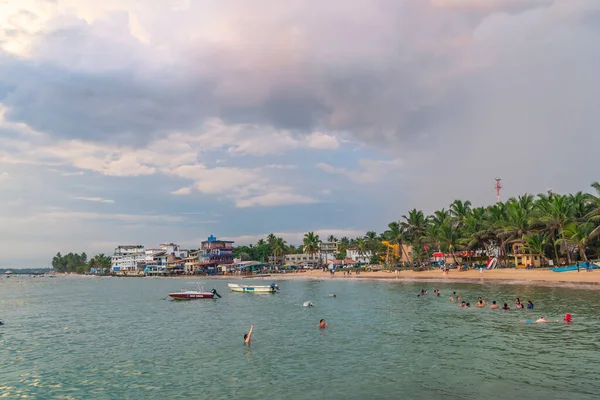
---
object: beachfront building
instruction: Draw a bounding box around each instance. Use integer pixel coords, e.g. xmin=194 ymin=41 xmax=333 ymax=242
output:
xmin=201 ymin=235 xmax=234 ymax=265
xmin=346 ymin=249 xmax=372 ymax=264
xmin=111 ymin=245 xmax=146 ymax=272
xmin=284 ymin=253 xmax=320 ymax=268
xmin=512 ymin=242 xmax=543 ymax=268
xmin=381 ymin=241 xmax=413 ymax=263
xmin=159 ymin=243 xmax=188 ymax=258
xmin=319 ymin=241 xmax=338 ymax=262
xmin=183 ymin=250 xmax=201 ymax=274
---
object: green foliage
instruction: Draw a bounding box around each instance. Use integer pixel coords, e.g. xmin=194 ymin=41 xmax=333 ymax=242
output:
xmin=52 ymin=252 xmax=89 ymax=273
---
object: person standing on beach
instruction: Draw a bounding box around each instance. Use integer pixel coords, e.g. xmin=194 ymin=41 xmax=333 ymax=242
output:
xmin=577 ymin=261 xmax=580 ymax=272
xmin=244 ymin=324 xmax=254 ymax=344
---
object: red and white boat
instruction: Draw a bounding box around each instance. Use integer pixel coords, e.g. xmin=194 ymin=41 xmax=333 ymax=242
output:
xmin=168 ymin=283 xmax=222 ymax=300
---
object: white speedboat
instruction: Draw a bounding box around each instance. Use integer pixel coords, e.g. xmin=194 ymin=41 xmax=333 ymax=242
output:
xmin=228 ymin=283 xmax=279 ymax=293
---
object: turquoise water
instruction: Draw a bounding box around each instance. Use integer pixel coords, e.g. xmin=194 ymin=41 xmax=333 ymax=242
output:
xmin=1 ymin=276 xmax=599 ymax=399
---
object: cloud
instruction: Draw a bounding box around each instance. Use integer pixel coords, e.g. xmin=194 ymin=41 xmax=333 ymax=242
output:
xmin=74 ymin=196 xmax=115 ymax=204
xmin=235 ymin=192 xmax=316 ymax=208
xmin=317 ymin=158 xmax=402 ymax=183
xmin=171 ymin=187 xmax=192 ymax=196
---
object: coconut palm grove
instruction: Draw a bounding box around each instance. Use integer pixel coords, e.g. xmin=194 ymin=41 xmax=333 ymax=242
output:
xmin=233 ymin=182 xmax=600 ymax=268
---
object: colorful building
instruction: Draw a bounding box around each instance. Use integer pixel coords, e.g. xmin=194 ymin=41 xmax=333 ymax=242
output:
xmin=201 ymin=235 xmax=234 ymax=265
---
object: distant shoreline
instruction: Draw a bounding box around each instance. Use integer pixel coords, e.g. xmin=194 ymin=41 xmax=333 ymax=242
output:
xmin=43 ymin=269 xmax=600 ymax=290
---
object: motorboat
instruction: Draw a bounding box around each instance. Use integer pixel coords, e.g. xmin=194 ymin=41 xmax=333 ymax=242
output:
xmin=168 ymin=283 xmax=222 ymax=300
xmin=228 ymin=283 xmax=279 ymax=293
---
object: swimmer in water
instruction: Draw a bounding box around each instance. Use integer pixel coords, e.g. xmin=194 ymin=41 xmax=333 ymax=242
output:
xmin=502 ymin=303 xmax=510 ymax=310
xmin=450 ymin=296 xmax=455 ymax=302
xmin=527 ymin=300 xmax=534 ymax=310
xmin=460 ymin=301 xmax=466 ymax=308
xmin=489 ymin=300 xmax=499 ymax=309
xmin=465 ymin=302 xmax=471 ymax=308
xmin=318 ymin=319 xmax=328 ymax=329
xmin=244 ymin=324 xmax=254 ymax=344
xmin=563 ymin=313 xmax=573 ymax=323
xmin=476 ymin=298 xmax=486 ymax=308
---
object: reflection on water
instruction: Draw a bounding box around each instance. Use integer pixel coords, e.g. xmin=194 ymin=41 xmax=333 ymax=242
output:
xmin=1 ymin=276 xmax=599 ymax=399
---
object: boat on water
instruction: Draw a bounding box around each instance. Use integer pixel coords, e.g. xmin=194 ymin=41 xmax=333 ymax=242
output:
xmin=228 ymin=283 xmax=279 ymax=293
xmin=168 ymin=283 xmax=222 ymax=300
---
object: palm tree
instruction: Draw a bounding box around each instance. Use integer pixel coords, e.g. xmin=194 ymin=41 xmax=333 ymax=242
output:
xmin=401 ymin=209 xmax=428 ymax=258
xmin=450 ymin=200 xmax=472 ymax=228
xmin=272 ymin=237 xmax=287 ymax=266
xmin=437 ymin=222 xmax=460 ymax=265
xmin=383 ymin=221 xmax=407 ymax=265
xmin=536 ymin=193 xmax=573 ymax=264
xmin=327 ymin=235 xmax=338 ymax=243
xmin=560 ymin=222 xmax=594 ymax=261
xmin=586 ymin=182 xmax=600 ymax=240
xmin=522 ymin=233 xmax=549 ymax=266
xmin=303 ymin=232 xmax=320 ymax=268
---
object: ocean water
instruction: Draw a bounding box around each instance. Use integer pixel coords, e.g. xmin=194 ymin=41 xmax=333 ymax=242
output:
xmin=1 ymin=276 xmax=599 ymax=400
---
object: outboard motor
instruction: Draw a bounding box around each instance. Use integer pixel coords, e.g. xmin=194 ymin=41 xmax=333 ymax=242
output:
xmin=211 ymin=289 xmax=222 ymax=298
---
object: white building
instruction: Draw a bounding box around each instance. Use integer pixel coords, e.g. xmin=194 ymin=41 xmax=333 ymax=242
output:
xmin=346 ymin=249 xmax=372 ymax=264
xmin=319 ymin=241 xmax=339 ymax=262
xmin=111 ymin=245 xmax=146 ymax=272
xmin=159 ymin=243 xmax=188 ymax=258
xmin=284 ymin=253 xmax=320 ymax=268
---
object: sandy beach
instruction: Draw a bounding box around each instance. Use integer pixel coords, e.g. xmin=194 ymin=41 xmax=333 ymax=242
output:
xmin=284 ymin=268 xmax=600 ymax=286
xmin=217 ymin=268 xmax=600 ymax=288
xmin=55 ymin=268 xmax=600 ymax=288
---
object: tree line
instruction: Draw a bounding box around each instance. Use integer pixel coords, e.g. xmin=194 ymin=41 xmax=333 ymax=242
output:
xmin=51 ymin=252 xmax=112 ymax=274
xmin=233 ymin=182 xmax=600 ymax=267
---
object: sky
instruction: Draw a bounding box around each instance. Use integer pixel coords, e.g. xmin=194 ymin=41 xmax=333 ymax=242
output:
xmin=1 ymin=0 xmax=600 ymax=268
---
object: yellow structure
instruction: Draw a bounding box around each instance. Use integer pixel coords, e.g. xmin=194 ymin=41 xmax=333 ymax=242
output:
xmin=512 ymin=242 xmax=542 ymax=268
xmin=381 ymin=241 xmax=412 ymax=263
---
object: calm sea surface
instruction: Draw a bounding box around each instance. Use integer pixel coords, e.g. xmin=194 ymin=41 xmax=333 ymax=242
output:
xmin=1 ymin=276 xmax=599 ymax=399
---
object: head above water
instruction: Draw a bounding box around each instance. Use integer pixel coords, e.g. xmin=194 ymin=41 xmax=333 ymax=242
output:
xmin=564 ymin=313 xmax=572 ymax=322
xmin=492 ymin=301 xmax=497 ymax=305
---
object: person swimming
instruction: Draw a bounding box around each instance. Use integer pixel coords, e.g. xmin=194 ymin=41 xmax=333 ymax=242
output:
xmin=489 ymin=300 xmax=499 ymax=309
xmin=244 ymin=324 xmax=254 ymax=344
xmin=515 ymin=298 xmax=523 ymax=309
xmin=502 ymin=303 xmax=510 ymax=310
xmin=563 ymin=313 xmax=573 ymax=323
xmin=318 ymin=319 xmax=328 ymax=329
xmin=476 ymin=298 xmax=486 ymax=308
xmin=460 ymin=301 xmax=466 ymax=308
xmin=527 ymin=301 xmax=534 ymax=310
xmin=450 ymin=296 xmax=455 ymax=302
xmin=465 ymin=303 xmax=471 ymax=308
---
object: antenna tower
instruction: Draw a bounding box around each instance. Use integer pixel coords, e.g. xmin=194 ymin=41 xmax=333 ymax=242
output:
xmin=495 ymin=177 xmax=502 ymax=203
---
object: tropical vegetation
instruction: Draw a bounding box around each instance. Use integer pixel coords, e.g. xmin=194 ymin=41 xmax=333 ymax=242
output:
xmin=53 ymin=183 xmax=600 ymax=272
xmin=232 ymin=183 xmax=600 ymax=268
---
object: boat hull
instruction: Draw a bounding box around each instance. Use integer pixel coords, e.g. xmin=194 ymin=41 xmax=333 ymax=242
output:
xmin=169 ymin=292 xmax=215 ymax=300
xmin=228 ymin=283 xmax=278 ymax=293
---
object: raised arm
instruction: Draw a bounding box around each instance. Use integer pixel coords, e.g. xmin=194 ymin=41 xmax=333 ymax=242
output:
xmin=245 ymin=324 xmax=254 ymax=343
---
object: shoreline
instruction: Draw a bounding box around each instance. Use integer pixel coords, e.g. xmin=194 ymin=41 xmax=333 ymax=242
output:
xmin=14 ymin=267 xmax=600 ymax=295
xmin=78 ymin=269 xmax=600 ymax=289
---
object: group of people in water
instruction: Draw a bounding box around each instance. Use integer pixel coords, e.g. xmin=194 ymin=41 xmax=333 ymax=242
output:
xmin=418 ymin=289 xmax=573 ymax=324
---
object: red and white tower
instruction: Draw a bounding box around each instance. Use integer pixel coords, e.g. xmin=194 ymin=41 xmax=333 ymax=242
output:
xmin=495 ymin=177 xmax=502 ymax=203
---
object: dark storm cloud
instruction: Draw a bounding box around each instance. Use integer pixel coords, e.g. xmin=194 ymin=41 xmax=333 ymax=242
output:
xmin=0 ymin=0 xmax=589 ymax=152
